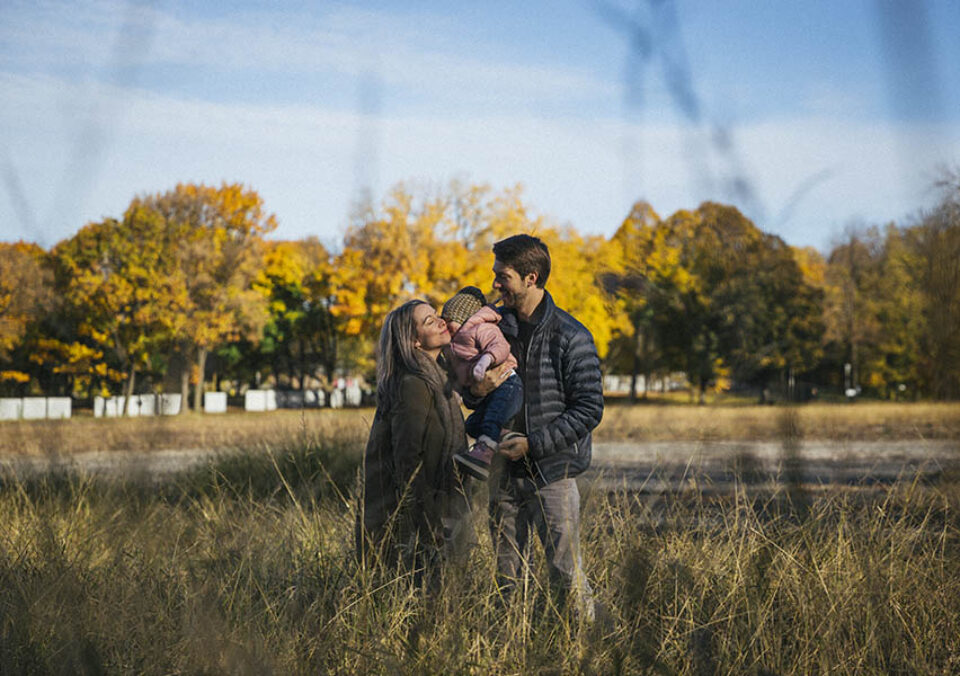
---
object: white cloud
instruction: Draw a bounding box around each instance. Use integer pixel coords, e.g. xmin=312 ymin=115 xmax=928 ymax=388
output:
xmin=0 ymin=0 xmax=615 ymax=109
xmin=2 ymin=3 xmax=959 ymax=251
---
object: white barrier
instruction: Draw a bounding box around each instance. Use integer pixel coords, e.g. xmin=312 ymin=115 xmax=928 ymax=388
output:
xmin=94 ymin=394 xmax=180 ymax=417
xmin=304 ymin=389 xmax=325 ymax=407
xmin=46 ymin=397 xmax=71 ymax=419
xmin=345 ymin=382 xmax=362 ymax=407
xmin=159 ymin=393 xmax=181 ymax=415
xmin=244 ymin=390 xmax=267 ymax=411
xmin=0 ymin=398 xmax=22 ymax=420
xmin=0 ymin=397 xmax=73 ymax=420
xmin=138 ymin=394 xmax=157 ymax=416
xmin=21 ymin=398 xmax=47 ymax=420
xmin=127 ymin=395 xmax=143 ymax=416
xmin=204 ymin=391 xmax=227 ymax=414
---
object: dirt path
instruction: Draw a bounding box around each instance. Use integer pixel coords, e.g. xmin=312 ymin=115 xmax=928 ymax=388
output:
xmin=586 ymin=439 xmax=960 ymax=492
xmin=3 ymin=440 xmax=957 ymax=491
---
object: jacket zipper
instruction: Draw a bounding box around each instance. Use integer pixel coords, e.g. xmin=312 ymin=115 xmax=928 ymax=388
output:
xmin=523 ymin=297 xmax=552 ymax=484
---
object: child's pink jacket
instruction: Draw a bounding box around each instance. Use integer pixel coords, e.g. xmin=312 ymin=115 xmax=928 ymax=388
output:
xmin=445 ymin=305 xmax=518 ymax=387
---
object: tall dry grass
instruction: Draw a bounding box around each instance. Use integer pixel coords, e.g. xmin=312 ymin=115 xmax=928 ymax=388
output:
xmin=2 ymin=433 xmax=959 ymax=673
xmin=2 ymin=401 xmax=958 ymax=458
xmin=597 ymin=401 xmax=960 ymax=441
xmin=0 ymin=408 xmax=371 ymax=456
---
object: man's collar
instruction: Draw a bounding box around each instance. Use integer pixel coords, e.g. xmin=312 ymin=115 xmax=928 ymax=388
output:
xmin=521 ymin=293 xmax=548 ymax=325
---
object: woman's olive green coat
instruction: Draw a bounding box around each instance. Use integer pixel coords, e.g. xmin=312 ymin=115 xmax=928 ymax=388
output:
xmin=358 ymin=370 xmax=466 ymax=562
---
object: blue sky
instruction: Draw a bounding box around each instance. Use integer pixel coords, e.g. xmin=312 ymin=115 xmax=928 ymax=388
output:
xmin=1 ymin=0 xmax=959 ymax=252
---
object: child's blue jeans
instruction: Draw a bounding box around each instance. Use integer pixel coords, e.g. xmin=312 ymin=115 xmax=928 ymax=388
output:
xmin=465 ymin=372 xmax=523 ymax=442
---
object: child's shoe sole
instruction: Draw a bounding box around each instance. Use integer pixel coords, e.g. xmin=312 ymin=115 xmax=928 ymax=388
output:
xmin=454 ymin=453 xmax=490 ymax=480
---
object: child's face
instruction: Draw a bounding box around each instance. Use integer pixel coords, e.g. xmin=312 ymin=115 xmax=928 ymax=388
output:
xmin=444 ymin=319 xmax=462 ymax=335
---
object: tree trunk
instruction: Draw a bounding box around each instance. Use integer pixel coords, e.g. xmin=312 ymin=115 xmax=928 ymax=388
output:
xmin=122 ymin=364 xmax=136 ymax=417
xmin=193 ymin=346 xmax=208 ymax=413
xmin=179 ymin=347 xmax=191 ymax=415
xmin=272 ymin=360 xmax=281 ymax=391
xmin=299 ymin=338 xmax=307 ymax=391
xmin=629 ymin=320 xmax=641 ymax=404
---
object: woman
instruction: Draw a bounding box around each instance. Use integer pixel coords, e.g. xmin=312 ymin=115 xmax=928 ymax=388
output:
xmin=356 ymin=299 xmax=472 ymax=580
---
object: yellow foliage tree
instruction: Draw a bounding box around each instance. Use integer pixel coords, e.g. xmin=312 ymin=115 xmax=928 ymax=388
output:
xmin=0 ymin=241 xmax=52 ymax=386
xmin=134 ymin=183 xmax=275 ymax=412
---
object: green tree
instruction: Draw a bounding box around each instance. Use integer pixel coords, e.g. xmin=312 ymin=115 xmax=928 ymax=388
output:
xmin=693 ymin=203 xmax=823 ymax=395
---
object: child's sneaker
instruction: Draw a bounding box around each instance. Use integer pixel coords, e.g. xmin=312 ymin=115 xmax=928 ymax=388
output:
xmin=455 ymin=435 xmax=497 ymax=480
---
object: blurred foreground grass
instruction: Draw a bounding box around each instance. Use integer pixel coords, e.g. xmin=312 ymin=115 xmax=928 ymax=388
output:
xmin=1 ymin=401 xmax=959 ymax=456
xmin=2 ymin=426 xmax=959 ymax=674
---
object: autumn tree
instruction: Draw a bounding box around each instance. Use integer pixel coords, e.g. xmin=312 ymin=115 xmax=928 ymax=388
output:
xmin=50 ymin=206 xmax=182 ymax=410
xmin=605 ymin=202 xmax=823 ymax=403
xmin=335 ymin=181 xmax=527 ymax=360
xmin=135 ymin=183 xmax=275 ymax=412
xmin=219 ymin=237 xmax=344 ymax=394
xmin=913 ymin=175 xmax=960 ymax=398
xmin=0 ymin=241 xmax=53 ymax=392
xmin=602 ymin=201 xmax=663 ymax=400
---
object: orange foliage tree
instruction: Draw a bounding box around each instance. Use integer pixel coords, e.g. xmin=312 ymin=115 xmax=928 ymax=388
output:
xmin=0 ymin=241 xmax=52 ymax=391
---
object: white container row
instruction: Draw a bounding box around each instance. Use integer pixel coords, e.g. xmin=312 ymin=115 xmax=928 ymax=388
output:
xmin=94 ymin=393 xmax=183 ymax=417
xmin=246 ymin=389 xmax=318 ymax=411
xmin=0 ymin=397 xmax=72 ymax=421
xmin=243 ymin=388 xmax=360 ymax=411
xmin=1 ymin=388 xmax=362 ymax=421
xmin=92 ymin=392 xmax=230 ymax=417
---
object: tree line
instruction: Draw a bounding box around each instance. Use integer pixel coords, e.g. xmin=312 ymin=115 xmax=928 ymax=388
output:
xmin=1 ymin=175 xmax=958 ymax=410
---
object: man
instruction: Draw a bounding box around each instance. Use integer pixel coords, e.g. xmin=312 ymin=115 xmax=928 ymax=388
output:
xmin=475 ymin=233 xmax=604 ymax=618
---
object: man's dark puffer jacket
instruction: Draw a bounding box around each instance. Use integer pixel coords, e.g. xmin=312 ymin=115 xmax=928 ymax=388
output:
xmin=498 ymin=290 xmax=604 ymax=485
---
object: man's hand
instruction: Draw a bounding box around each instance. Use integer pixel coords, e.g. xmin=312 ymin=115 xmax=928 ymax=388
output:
xmin=469 ymin=361 xmax=512 ymax=398
xmin=499 ymin=434 xmax=529 ymax=460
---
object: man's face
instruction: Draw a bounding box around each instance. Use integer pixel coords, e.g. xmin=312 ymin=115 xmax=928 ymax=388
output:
xmin=492 ymin=259 xmax=536 ymax=309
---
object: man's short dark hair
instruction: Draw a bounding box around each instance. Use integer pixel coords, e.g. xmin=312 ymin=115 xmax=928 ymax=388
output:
xmin=493 ymin=234 xmax=551 ymax=288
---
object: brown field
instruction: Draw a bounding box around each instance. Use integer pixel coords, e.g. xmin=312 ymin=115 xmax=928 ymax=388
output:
xmin=3 ymin=402 xmax=960 ymax=672
xmin=1 ymin=400 xmax=958 ymax=456
xmin=0 ymin=408 xmax=371 ymax=456
xmin=596 ymin=400 xmax=960 ymax=442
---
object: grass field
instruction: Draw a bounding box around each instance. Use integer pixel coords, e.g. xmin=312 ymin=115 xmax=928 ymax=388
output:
xmin=2 ymin=400 xmax=959 ymax=456
xmin=2 ymin=437 xmax=959 ymax=673
xmin=2 ymin=403 xmax=959 ymax=673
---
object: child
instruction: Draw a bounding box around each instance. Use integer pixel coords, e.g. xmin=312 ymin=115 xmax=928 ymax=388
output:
xmin=441 ymin=286 xmax=523 ymax=480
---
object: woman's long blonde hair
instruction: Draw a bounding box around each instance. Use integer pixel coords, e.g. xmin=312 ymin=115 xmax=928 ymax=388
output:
xmin=376 ymin=299 xmax=446 ymax=407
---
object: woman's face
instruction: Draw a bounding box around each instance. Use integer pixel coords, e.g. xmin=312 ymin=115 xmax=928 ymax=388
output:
xmin=412 ymin=303 xmax=450 ymax=353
